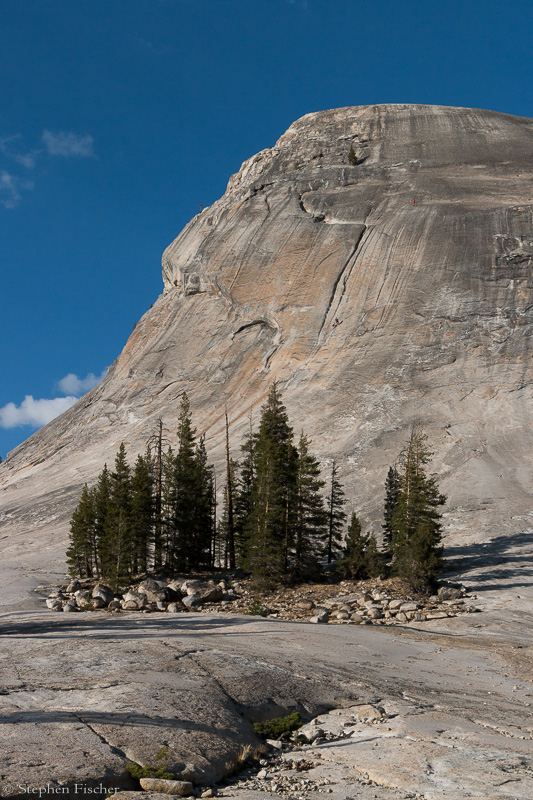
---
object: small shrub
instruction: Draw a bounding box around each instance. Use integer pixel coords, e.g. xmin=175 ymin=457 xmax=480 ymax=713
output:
xmin=253 ymin=711 xmax=302 ymax=740
xmin=247 ymin=597 xmax=269 ymax=617
xmin=126 ymin=746 xmax=175 ymax=780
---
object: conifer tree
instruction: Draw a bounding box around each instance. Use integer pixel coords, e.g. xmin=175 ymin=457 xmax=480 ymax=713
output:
xmin=348 ymin=144 xmax=357 ymax=165
xmin=105 ymin=443 xmax=133 ymax=585
xmin=94 ymin=464 xmax=112 ymax=577
xmin=66 ymin=484 xmax=97 ymax=577
xmin=382 ymin=466 xmax=401 ymax=556
xmin=326 ymin=460 xmax=347 ymax=563
xmin=171 ymin=393 xmax=199 ymax=570
xmin=244 ymin=384 xmax=297 ymax=585
xmin=218 ymin=459 xmax=238 ymax=567
xmin=234 ymin=416 xmax=256 ymax=565
xmin=224 ymin=411 xmax=236 ymax=568
xmin=339 ymin=514 xmax=384 ymax=580
xmin=191 ymin=437 xmax=215 ymax=569
xmin=391 ymin=430 xmax=446 ymax=592
xmin=130 ymin=449 xmax=154 ymax=574
xmin=292 ymin=433 xmax=327 ymax=580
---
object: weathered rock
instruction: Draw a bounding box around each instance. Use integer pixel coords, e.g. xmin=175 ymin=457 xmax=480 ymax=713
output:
xmin=167 ymin=601 xmax=182 ymax=612
xmin=122 ymin=590 xmax=147 ymax=610
xmin=366 ymin=607 xmax=383 ymax=620
xmin=92 ymin=583 xmax=114 ymax=605
xmin=62 ymin=600 xmax=77 ymax=612
xmin=74 ymin=589 xmax=91 ymax=607
xmin=357 ymin=703 xmax=386 ymax=722
xmin=108 ymin=599 xmax=122 ymax=611
xmin=45 ymin=597 xmax=62 ymax=611
xmin=400 ymin=602 xmax=419 ymax=612
xmin=139 ymin=778 xmax=193 ymax=795
xmin=438 ymin=586 xmax=463 ymax=601
xmin=336 ymin=610 xmax=350 ymax=620
xmin=66 ymin=579 xmax=81 ymax=593
xmin=138 ymin=578 xmax=168 ymax=602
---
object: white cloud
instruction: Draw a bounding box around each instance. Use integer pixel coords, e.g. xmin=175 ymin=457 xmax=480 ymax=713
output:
xmin=41 ymin=130 xmax=95 ymax=158
xmin=0 ymin=135 xmax=38 ymax=169
xmin=0 ymin=171 xmax=33 ymax=208
xmin=58 ymin=369 xmax=107 ymax=396
xmin=0 ymin=395 xmax=77 ymax=429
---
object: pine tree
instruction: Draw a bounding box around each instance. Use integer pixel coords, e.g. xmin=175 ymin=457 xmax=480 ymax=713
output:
xmin=348 ymin=144 xmax=357 ymax=165
xmin=218 ymin=459 xmax=238 ymax=567
xmin=130 ymin=449 xmax=154 ymax=574
xmin=338 ymin=513 xmax=367 ymax=579
xmin=326 ymin=460 xmax=347 ymax=563
xmin=234 ymin=416 xmax=256 ymax=565
xmin=364 ymin=532 xmax=384 ymax=578
xmin=391 ymin=430 xmax=446 ymax=592
xmin=224 ymin=411 xmax=236 ymax=569
xmin=191 ymin=437 xmax=215 ymax=570
xmin=292 ymin=433 xmax=327 ymax=580
xmin=382 ymin=466 xmax=401 ymax=557
xmin=94 ymin=464 xmax=112 ymax=577
xmin=66 ymin=484 xmax=97 ymax=577
xmin=244 ymin=384 xmax=297 ymax=586
xmin=105 ymin=443 xmax=133 ymax=586
xmin=171 ymin=393 xmax=199 ymax=571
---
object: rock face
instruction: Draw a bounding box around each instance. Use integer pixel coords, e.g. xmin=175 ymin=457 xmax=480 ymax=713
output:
xmin=1 ymin=104 xmax=533 ymax=578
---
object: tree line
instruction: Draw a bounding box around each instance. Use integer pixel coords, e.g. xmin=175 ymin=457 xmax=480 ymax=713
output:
xmin=67 ymin=384 xmax=445 ymax=592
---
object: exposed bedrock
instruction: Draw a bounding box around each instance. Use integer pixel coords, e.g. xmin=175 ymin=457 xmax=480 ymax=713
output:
xmin=2 ymin=103 xmax=533 ymax=581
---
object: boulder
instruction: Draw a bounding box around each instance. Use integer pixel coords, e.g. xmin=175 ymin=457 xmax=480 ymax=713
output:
xmin=66 ymin=579 xmax=81 ymax=593
xmin=92 ymin=597 xmax=107 ymax=609
xmin=108 ymin=599 xmax=122 ymax=611
xmin=357 ymin=704 xmax=385 ymax=722
xmin=400 ymin=602 xmax=419 ymax=612
xmin=366 ymin=607 xmax=383 ymax=620
xmin=182 ymin=594 xmax=202 ymax=608
xmin=122 ymin=590 xmax=147 ymax=609
xmin=62 ymin=601 xmax=78 ymax=613
xmin=74 ymin=589 xmax=91 ymax=607
xmin=138 ymin=578 xmax=168 ymax=602
xmin=92 ymin=583 xmax=114 ymax=605
xmin=336 ymin=610 xmax=350 ymax=620
xmin=139 ymin=779 xmax=193 ymax=796
xmin=388 ymin=599 xmax=403 ymax=610
xmin=310 ymin=608 xmax=329 ymax=623
xmin=46 ymin=598 xmax=62 ymax=611
xmin=167 ymin=602 xmax=182 ymax=613
xmin=438 ymin=586 xmax=463 ymax=601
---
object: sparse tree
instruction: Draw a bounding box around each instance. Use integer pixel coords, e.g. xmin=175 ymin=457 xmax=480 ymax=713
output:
xmin=391 ymin=429 xmax=446 ymax=592
xmin=326 ymin=460 xmax=347 ymax=563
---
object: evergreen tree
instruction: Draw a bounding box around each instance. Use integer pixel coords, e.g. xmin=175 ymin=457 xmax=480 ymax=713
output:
xmin=66 ymin=484 xmax=97 ymax=577
xmin=326 ymin=460 xmax=347 ymax=563
xmin=191 ymin=437 xmax=215 ymax=570
xmin=234 ymin=416 xmax=256 ymax=565
xmin=382 ymin=466 xmax=401 ymax=557
xmin=218 ymin=459 xmax=238 ymax=567
xmin=348 ymin=144 xmax=357 ymax=165
xmin=105 ymin=443 xmax=133 ymax=586
xmin=244 ymin=384 xmax=297 ymax=586
xmin=171 ymin=393 xmax=199 ymax=570
xmin=130 ymin=449 xmax=154 ymax=574
xmin=292 ymin=433 xmax=327 ymax=580
xmin=94 ymin=464 xmax=112 ymax=577
xmin=391 ymin=430 xmax=446 ymax=592
xmin=224 ymin=411 xmax=236 ymax=569
xmin=339 ymin=514 xmax=384 ymax=580
xmin=338 ymin=513 xmax=366 ymax=579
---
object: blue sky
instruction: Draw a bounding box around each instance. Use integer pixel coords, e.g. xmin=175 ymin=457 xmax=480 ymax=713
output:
xmin=1 ymin=0 xmax=532 ymax=457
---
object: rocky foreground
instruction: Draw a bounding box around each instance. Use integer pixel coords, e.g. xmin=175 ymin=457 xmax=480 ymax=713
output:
xmin=42 ymin=574 xmax=480 ymax=626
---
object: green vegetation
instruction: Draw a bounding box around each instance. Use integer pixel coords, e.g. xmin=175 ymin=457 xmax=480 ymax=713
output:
xmin=67 ymin=386 xmax=447 ymax=594
xmin=348 ymin=144 xmax=357 ymax=165
xmin=389 ymin=429 xmax=446 ymax=592
xmin=246 ymin=597 xmax=269 ymax=617
xmin=125 ymin=746 xmax=175 ymax=780
xmin=253 ymin=711 xmax=302 ymax=740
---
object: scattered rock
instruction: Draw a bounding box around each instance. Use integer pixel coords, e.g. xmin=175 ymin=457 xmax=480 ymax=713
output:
xmin=139 ymin=778 xmax=193 ymax=796
xmin=45 ymin=597 xmax=62 ymax=611
xmin=92 ymin=583 xmax=114 ymax=605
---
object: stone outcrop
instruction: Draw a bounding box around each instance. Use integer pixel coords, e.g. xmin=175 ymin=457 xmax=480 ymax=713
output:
xmin=1 ymin=104 xmax=533 ymax=578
